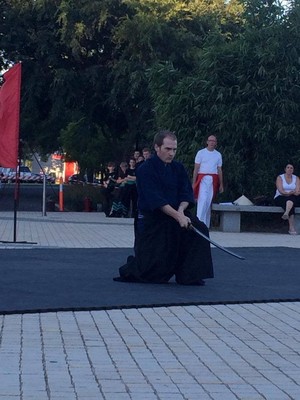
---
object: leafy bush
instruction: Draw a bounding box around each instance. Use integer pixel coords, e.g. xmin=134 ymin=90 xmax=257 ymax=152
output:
xmin=63 ymin=184 xmax=105 ymax=211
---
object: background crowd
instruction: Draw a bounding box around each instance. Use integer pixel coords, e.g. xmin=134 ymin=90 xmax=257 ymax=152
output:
xmin=100 ymin=148 xmax=151 ymax=218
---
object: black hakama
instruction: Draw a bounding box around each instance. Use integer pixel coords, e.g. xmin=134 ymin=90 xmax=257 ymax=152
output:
xmin=118 ymin=210 xmax=213 ymax=285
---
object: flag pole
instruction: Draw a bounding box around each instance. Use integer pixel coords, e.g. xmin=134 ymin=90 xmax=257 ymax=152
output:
xmin=13 ymin=143 xmax=22 ymax=242
xmin=1 ymin=141 xmax=36 ymax=244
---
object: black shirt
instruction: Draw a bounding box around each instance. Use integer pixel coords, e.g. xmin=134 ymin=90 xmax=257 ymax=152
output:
xmin=136 ymin=153 xmax=194 ymax=212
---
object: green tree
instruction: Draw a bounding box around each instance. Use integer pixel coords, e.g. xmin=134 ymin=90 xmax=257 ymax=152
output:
xmin=148 ymin=0 xmax=300 ymax=200
xmin=108 ymin=0 xmax=244 ymax=149
xmin=1 ymin=0 xmax=131 ymax=167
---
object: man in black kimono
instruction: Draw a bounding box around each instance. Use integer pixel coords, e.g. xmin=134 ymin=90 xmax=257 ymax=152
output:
xmin=113 ymin=130 xmax=214 ymax=285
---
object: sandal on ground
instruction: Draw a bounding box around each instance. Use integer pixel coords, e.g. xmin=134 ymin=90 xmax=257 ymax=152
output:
xmin=282 ymin=213 xmax=289 ymax=220
xmin=288 ymin=230 xmax=297 ymax=235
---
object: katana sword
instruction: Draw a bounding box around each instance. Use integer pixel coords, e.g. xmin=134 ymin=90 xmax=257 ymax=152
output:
xmin=189 ymin=224 xmax=245 ymax=260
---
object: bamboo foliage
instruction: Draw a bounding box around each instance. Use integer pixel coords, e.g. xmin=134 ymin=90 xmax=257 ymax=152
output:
xmin=148 ymin=1 xmax=300 ymax=199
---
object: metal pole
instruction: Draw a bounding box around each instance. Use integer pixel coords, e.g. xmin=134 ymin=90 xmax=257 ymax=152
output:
xmin=42 ymin=173 xmax=47 ymax=216
xmin=59 ymin=177 xmax=64 ymax=211
xmin=13 ymin=156 xmax=22 ymax=242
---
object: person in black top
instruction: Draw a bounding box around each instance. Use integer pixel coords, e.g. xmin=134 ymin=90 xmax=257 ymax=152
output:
xmin=136 ymin=147 xmax=152 ymax=169
xmin=109 ymin=159 xmax=138 ymax=217
xmin=100 ymin=162 xmax=117 ymax=216
xmin=114 ymin=130 xmax=214 ymax=285
xmin=119 ymin=158 xmax=138 ymax=217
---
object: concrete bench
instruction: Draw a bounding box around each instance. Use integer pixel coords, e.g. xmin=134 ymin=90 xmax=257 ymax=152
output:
xmin=211 ymin=204 xmax=300 ymax=232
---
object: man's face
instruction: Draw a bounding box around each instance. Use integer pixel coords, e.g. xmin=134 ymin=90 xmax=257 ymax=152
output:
xmin=155 ymin=137 xmax=177 ymax=163
xmin=134 ymin=151 xmax=140 ymax=160
xmin=143 ymin=150 xmax=150 ymax=160
xmin=207 ymin=135 xmax=217 ymax=151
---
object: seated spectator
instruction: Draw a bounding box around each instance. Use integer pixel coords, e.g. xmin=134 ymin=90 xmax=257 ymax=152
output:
xmin=274 ymin=163 xmax=300 ymax=234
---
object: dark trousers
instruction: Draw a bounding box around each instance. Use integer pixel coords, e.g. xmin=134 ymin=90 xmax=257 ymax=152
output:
xmin=274 ymin=195 xmax=300 ymax=216
xmin=119 ymin=210 xmax=214 ymax=284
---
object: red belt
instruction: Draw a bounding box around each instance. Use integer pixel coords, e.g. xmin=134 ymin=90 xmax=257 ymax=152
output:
xmin=193 ymin=173 xmax=219 ymax=200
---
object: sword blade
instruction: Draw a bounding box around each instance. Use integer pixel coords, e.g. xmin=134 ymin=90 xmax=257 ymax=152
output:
xmin=190 ymin=224 xmax=245 ymax=260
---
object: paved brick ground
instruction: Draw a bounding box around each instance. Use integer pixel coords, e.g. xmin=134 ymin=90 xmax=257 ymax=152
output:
xmin=0 ymin=212 xmax=299 ymax=399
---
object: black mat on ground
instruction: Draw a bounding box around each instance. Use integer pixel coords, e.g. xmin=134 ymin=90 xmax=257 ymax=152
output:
xmin=1 ymin=247 xmax=299 ymax=314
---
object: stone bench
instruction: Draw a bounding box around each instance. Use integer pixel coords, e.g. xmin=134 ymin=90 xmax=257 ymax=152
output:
xmin=211 ymin=204 xmax=300 ymax=232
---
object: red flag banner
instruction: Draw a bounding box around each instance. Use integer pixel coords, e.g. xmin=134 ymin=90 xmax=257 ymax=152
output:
xmin=0 ymin=63 xmax=22 ymax=168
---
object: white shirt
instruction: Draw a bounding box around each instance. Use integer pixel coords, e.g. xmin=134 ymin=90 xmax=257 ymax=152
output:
xmin=195 ymin=148 xmax=222 ymax=174
xmin=274 ymin=174 xmax=297 ymax=198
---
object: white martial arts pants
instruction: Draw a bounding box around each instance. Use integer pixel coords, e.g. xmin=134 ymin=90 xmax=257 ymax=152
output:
xmin=196 ymin=175 xmax=213 ymax=228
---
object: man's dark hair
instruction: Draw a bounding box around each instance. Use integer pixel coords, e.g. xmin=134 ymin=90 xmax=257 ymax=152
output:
xmin=153 ymin=130 xmax=177 ymax=147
